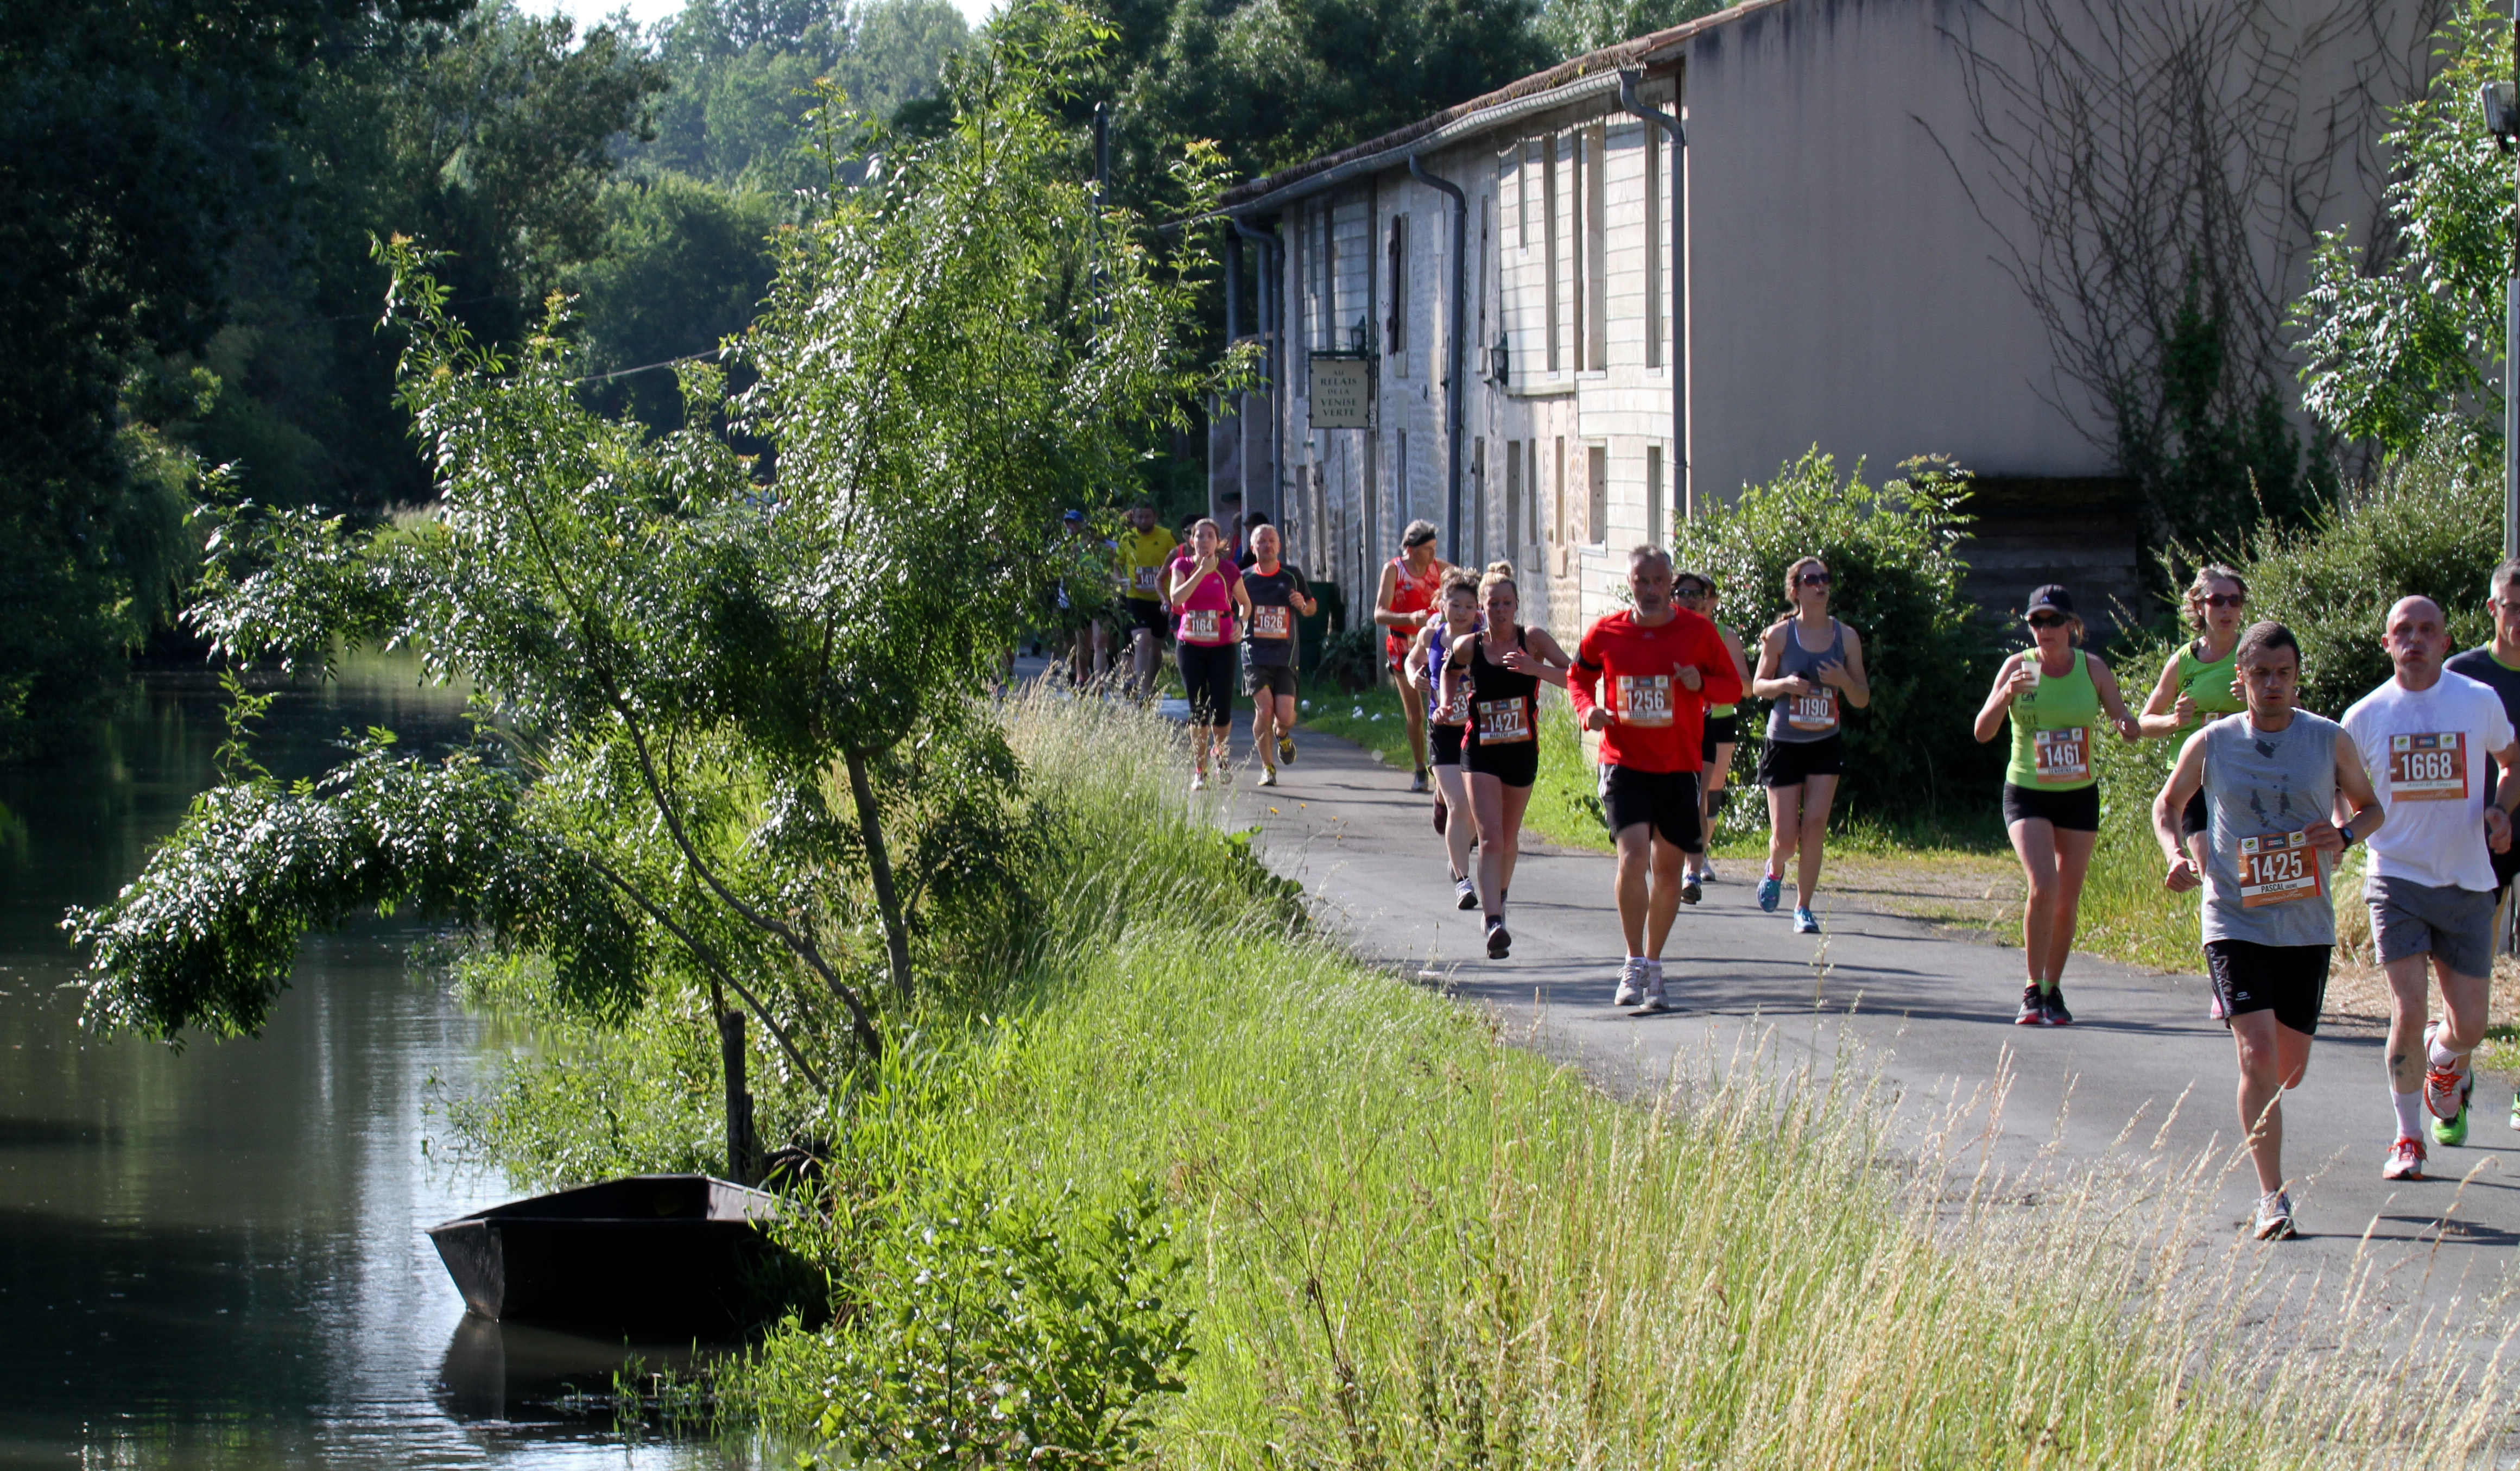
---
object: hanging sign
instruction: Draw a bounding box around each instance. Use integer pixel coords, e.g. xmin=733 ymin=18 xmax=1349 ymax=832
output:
xmin=1309 ymin=357 xmax=1372 ymax=429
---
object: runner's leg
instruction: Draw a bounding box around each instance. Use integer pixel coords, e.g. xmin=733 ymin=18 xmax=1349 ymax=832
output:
xmin=1435 ymin=760 xmax=1475 ymax=881
xmin=1470 ymin=772 xmax=1506 ymax=914
xmin=2009 ymin=817 xmax=2059 ymax=989
xmin=1496 ymin=782 xmax=1530 ymax=899
xmin=1793 ymin=773 xmax=1838 ymax=908
xmin=1644 ymin=836 xmax=1686 ymax=961
xmin=2044 ymin=828 xmax=2098 ymax=984
xmin=2232 ymin=1011 xmax=2312 ymax=1195
xmin=1397 ymin=662 xmax=1430 ymax=780
xmin=2434 ymin=960 xmax=2491 ymax=1058
xmin=1250 ymin=686 xmax=1278 ymax=771
xmin=1613 ymin=822 xmax=1653 ymax=957
xmin=1766 ymin=781 xmax=1802 ymax=884
xmin=1692 ymin=742 xmax=1735 ymax=880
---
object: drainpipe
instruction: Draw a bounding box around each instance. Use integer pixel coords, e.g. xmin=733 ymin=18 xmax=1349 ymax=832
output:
xmin=1409 ymin=153 xmax=1468 ymax=566
xmin=1233 ymin=217 xmax=1280 ymax=520
xmin=1620 ymin=69 xmax=1688 ymax=523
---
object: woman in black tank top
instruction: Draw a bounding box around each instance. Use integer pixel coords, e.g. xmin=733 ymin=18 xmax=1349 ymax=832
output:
xmin=1444 ymin=566 xmax=1572 ymax=958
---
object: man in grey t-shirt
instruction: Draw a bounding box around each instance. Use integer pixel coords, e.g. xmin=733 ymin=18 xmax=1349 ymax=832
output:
xmin=2155 ymin=622 xmax=2384 ymax=1239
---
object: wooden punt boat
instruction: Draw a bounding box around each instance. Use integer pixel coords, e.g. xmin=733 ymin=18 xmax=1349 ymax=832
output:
xmin=427 ymin=1174 xmax=784 ymax=1336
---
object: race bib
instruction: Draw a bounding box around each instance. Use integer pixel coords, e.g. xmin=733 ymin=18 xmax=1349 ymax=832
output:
xmin=1251 ymin=604 xmax=1292 ymax=639
xmin=2236 ymin=830 xmax=2323 ymax=908
xmin=1616 ymin=674 xmax=1674 ymax=728
xmin=1477 ymin=695 xmax=1534 ymax=744
xmin=1786 ymin=687 xmax=1838 ymax=733
xmin=2388 ymin=732 xmax=2467 ymax=801
xmin=2033 ymin=726 xmax=2090 ymax=784
xmin=1181 ymin=608 xmax=1221 ymax=642
xmin=1133 ymin=565 xmax=1161 ymax=594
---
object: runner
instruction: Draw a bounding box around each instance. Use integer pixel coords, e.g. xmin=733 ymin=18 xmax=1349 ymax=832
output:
xmin=1240 ymin=523 xmax=1318 ymax=788
xmin=1444 ymin=561 xmax=1573 ymax=957
xmin=2153 ymin=622 xmax=2385 ymax=1240
xmin=1116 ymin=503 xmax=1177 ymax=701
xmin=1375 ymin=520 xmax=1454 ymax=794
xmin=1972 ymin=585 xmax=2142 ymax=1025
xmin=1750 ymin=557 xmax=1872 ymax=933
xmin=1407 ymin=572 xmax=1483 ymax=908
xmin=2340 ymin=595 xmax=2520 ymax=1180
xmin=2443 ymin=558 xmax=2520 ymax=1131
xmin=1164 ymin=517 xmax=1244 ymax=792
xmin=1568 ymin=546 xmax=1745 ymax=1010
xmin=1049 ymin=509 xmax=1115 ymax=686
xmin=1672 ymin=569 xmax=1751 ymax=891
xmin=2137 ymin=565 xmax=2252 ymax=1018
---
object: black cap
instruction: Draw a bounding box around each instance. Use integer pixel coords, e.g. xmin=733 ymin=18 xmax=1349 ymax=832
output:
xmin=2025 ymin=584 xmax=2074 ymax=617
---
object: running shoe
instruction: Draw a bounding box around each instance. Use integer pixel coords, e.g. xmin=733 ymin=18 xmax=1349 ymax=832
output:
xmin=1757 ymin=873 xmax=1783 ymax=913
xmin=1793 ymin=906 xmax=1820 ymax=935
xmin=1613 ymin=960 xmax=1648 ymax=1009
xmin=2252 ymin=1189 xmax=2297 ymax=1241
xmin=1190 ymin=771 xmax=1207 ymax=792
xmin=1410 ymin=768 xmax=1430 ymax=794
xmin=2429 ymin=1067 xmax=2473 ymax=1148
xmin=2510 ymin=1088 xmax=2519 ymax=1133
xmin=2042 ymin=985 xmax=2073 ymax=1026
xmin=2423 ymin=1026 xmax=2467 ymax=1124
xmin=2014 ymin=984 xmax=2044 ymax=1026
xmin=1454 ymin=876 xmax=1478 ymax=911
xmin=1485 ymin=917 xmax=1511 ymax=958
xmin=2383 ymin=1135 xmax=2427 ymax=1182
xmin=1641 ymin=964 xmax=1669 ymax=1013
xmin=1699 ymin=861 xmax=1720 ymax=884
xmin=1258 ymin=766 xmax=1278 ymax=787
xmin=1680 ymin=872 xmax=1702 ymax=906
xmin=1279 ymin=734 xmax=1297 ymax=765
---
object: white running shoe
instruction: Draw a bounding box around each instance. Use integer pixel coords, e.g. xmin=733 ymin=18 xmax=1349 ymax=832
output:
xmin=1258 ymin=766 xmax=1278 ymax=787
xmin=2252 ymin=1189 xmax=2296 ymax=1241
xmin=1641 ymin=963 xmax=1669 ymax=1013
xmin=1454 ymin=876 xmax=1478 ymax=911
xmin=1613 ymin=959 xmax=1648 ymax=1008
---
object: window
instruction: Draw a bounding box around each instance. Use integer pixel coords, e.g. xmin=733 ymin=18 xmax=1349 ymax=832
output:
xmin=1519 ymin=139 xmax=1534 ymax=249
xmin=1584 ymin=124 xmax=1607 ymax=371
xmin=1505 ymin=439 xmax=1523 ymax=565
xmin=1567 ymin=131 xmax=1582 ymax=372
xmin=1553 ymin=436 xmax=1567 ymax=546
xmin=1647 ymin=445 xmax=1664 ymax=546
xmin=1645 ymin=123 xmax=1662 ymax=371
xmin=1397 ymin=430 xmax=1410 ymax=527
xmin=1471 ymin=437 xmax=1487 ymax=566
xmin=1587 ymin=444 xmax=1607 ymax=545
xmin=1543 ymin=140 xmax=1560 ymax=375
xmin=1385 ymin=214 xmax=1407 ymax=367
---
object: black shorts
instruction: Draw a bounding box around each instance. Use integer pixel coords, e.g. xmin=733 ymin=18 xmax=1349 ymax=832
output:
xmin=1430 ymin=721 xmax=1466 ymax=767
xmin=2205 ymin=939 xmax=2330 ymax=1036
xmin=1178 ymin=641 xmax=1236 ymax=727
xmin=1601 ymin=765 xmax=1702 ymax=849
xmin=2179 ymin=788 xmax=2208 ymax=839
xmin=2495 ymin=836 xmax=2520 ymax=895
xmin=1701 ymin=712 xmax=1740 ymax=765
xmin=1244 ymin=661 xmax=1296 ymax=699
xmin=1465 ymin=731 xmax=1540 ymax=788
xmin=1758 ymin=733 xmax=1844 ymax=788
xmin=1129 ymin=598 xmax=1169 ymax=635
xmin=2001 ymin=781 xmax=2101 ymax=833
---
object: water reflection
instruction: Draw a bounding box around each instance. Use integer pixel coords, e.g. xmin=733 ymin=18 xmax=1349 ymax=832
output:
xmin=0 ymin=660 xmax=750 ymax=1467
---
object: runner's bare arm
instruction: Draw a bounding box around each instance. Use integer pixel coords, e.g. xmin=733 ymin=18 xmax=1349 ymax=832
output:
xmin=1291 ymin=578 xmax=1319 ymax=617
xmin=1694 ymin=623 xmax=1745 ymax=706
xmin=2487 ymin=737 xmax=2520 ymax=852
xmin=2151 ymin=731 xmax=2209 ymax=889
xmin=1749 ymin=623 xmax=1800 ymax=700
xmin=1822 ymin=625 xmax=1870 ymax=708
xmin=1719 ymin=624 xmax=1752 ymax=692
xmin=1372 ymin=562 xmax=1410 ymax=629
xmin=1504 ymin=628 xmax=1574 ymax=688
xmin=2089 ymin=656 xmax=2142 ymax=741
xmin=1567 ymin=639 xmax=1610 ymax=731
xmin=1232 ymin=576 xmax=1253 ymax=622
xmin=1405 ymin=624 xmax=1439 ymax=692
xmin=1972 ymin=654 xmax=2028 ymax=743
xmin=2331 ymin=731 xmax=2385 ymax=851
xmin=2136 ymin=653 xmax=2192 ymax=738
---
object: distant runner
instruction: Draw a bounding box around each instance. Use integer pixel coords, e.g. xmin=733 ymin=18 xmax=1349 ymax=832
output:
xmin=1375 ymin=520 xmax=1454 ymax=794
xmin=1672 ymin=569 xmax=1751 ymax=891
xmin=2154 ymin=622 xmax=2384 ymax=1240
xmin=2138 ymin=565 xmax=2251 ymax=1017
xmin=1116 ymin=503 xmax=1177 ymax=702
xmin=1408 ymin=572 xmax=1483 ymax=908
xmin=1972 ymin=585 xmax=2141 ymax=1025
xmin=1240 ymin=524 xmax=1316 ymax=787
xmin=2443 ymin=558 xmax=2520 ymax=1132
xmin=1569 ymin=546 xmax=1745 ymax=1011
xmin=1750 ymin=557 xmax=1871 ymax=933
xmin=2340 ymin=596 xmax=2520 ymax=1180
xmin=1165 ymin=518 xmax=1244 ymax=792
xmin=1445 ymin=561 xmax=1573 ymax=957
xmin=1048 ymin=509 xmax=1114 ymax=686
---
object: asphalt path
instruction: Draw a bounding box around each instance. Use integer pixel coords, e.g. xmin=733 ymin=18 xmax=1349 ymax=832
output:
xmin=1202 ymin=711 xmax=2520 ymax=1353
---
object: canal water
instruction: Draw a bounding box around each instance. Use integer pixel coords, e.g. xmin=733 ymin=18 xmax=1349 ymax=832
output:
xmin=0 ymin=661 xmax=748 ymax=1468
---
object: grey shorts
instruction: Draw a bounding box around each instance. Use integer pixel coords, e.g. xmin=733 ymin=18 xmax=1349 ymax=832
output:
xmin=2366 ymin=875 xmax=2497 ymax=978
xmin=1244 ymin=662 xmax=1297 ymax=699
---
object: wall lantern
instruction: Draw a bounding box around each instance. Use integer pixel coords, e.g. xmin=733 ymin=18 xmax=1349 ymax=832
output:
xmin=1350 ymin=317 xmax=1370 ymax=355
xmin=1488 ymin=333 xmax=1510 ymax=386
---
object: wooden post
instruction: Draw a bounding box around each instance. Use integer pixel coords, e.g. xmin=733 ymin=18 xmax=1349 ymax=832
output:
xmin=718 ymin=1009 xmax=756 ymax=1185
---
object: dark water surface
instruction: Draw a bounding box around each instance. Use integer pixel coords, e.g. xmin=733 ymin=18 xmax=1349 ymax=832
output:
xmin=0 ymin=662 xmax=744 ymax=1468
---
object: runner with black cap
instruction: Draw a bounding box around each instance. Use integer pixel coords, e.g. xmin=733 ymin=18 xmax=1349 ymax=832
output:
xmin=1973 ymin=584 xmax=2142 ymax=1025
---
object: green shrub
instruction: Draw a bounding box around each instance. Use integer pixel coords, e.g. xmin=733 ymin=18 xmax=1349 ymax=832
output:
xmin=1313 ymin=624 xmax=1383 ymax=693
xmin=1671 ymin=450 xmax=2003 ymax=824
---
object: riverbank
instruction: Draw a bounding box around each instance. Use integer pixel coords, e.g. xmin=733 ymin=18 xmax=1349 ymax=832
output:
xmin=440 ymin=689 xmax=2504 ymax=1464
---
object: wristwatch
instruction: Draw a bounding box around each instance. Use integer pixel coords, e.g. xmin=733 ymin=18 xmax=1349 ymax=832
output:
xmin=2338 ymin=821 xmax=2357 ymax=848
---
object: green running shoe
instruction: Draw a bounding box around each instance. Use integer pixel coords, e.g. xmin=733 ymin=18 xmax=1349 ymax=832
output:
xmin=2429 ymin=1067 xmax=2472 ymax=1148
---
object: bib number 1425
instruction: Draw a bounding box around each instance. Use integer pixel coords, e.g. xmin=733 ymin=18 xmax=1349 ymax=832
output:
xmin=2236 ymin=830 xmax=2323 ymax=908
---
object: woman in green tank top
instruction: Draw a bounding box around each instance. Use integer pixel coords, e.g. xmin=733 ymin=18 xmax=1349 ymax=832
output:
xmin=1972 ymin=585 xmax=2141 ymax=1026
xmin=2137 ymin=565 xmax=2249 ymax=739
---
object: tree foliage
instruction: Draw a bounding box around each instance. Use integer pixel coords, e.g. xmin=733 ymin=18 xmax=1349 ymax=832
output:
xmin=2292 ymin=0 xmax=2508 ymax=470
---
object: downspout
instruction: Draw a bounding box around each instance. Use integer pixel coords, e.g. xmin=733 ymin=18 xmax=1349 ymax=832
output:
xmin=1233 ymin=217 xmax=1280 ymax=520
xmin=1619 ymin=69 xmax=1688 ymax=523
xmin=1409 ymin=153 xmax=1468 ymax=566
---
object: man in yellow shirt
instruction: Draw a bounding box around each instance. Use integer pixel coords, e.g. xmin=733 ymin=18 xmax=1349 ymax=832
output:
xmin=1116 ymin=502 xmax=1178 ymax=700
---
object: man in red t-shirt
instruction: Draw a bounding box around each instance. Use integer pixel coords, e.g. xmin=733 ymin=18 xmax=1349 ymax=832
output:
xmin=1568 ymin=546 xmax=1746 ymax=1011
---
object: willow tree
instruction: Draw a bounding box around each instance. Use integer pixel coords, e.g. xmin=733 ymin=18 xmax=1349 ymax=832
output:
xmin=67 ymin=2 xmax=1230 ymax=1175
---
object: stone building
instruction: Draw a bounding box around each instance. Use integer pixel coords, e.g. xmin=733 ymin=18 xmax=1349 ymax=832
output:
xmin=1213 ymin=0 xmax=2442 ymax=639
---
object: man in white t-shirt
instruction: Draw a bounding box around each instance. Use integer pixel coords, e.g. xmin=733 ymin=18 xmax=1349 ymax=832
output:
xmin=2341 ymin=596 xmax=2520 ymax=1180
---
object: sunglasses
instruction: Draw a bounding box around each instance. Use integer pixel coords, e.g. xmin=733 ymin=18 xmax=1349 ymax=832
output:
xmin=2201 ymin=593 xmax=2245 ymax=609
xmin=1674 ymin=586 xmax=1709 ymax=599
xmin=2026 ymin=613 xmax=2068 ymax=629
xmin=1796 ymin=573 xmax=1831 ymax=588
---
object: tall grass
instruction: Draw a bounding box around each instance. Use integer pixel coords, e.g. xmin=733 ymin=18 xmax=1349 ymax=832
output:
xmin=725 ymin=691 xmax=2506 ymax=1467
